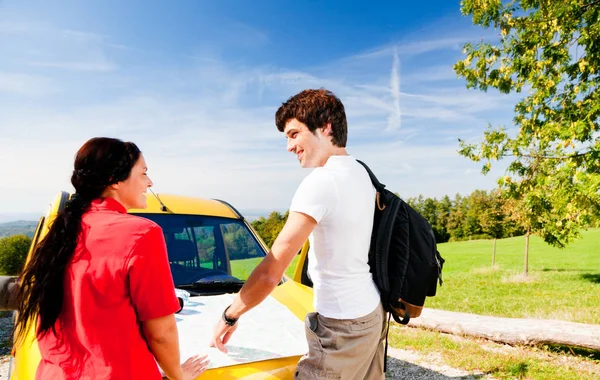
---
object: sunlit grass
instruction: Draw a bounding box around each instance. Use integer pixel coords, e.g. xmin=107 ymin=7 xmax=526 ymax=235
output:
xmin=427 ymin=228 xmax=600 ymax=324
xmin=229 ymin=255 xmax=300 ymax=280
xmin=388 ymin=325 xmax=600 ymax=380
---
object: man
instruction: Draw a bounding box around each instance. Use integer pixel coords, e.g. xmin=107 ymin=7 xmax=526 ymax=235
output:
xmin=0 ymin=276 xmax=18 ymax=311
xmin=210 ymin=89 xmax=386 ymax=379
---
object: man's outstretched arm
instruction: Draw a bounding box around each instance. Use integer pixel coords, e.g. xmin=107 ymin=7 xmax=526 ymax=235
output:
xmin=210 ymin=211 xmax=316 ymax=353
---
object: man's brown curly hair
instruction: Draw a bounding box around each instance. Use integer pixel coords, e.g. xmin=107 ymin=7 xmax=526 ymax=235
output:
xmin=275 ymin=88 xmax=348 ymax=147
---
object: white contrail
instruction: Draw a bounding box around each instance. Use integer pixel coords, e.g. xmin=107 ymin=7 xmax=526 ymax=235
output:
xmin=388 ymin=47 xmax=401 ymax=131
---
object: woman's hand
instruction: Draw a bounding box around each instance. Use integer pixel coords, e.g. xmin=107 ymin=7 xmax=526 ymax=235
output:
xmin=182 ymin=354 xmax=210 ymax=380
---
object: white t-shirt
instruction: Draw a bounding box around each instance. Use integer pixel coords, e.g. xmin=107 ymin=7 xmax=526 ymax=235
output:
xmin=289 ymin=155 xmax=381 ymax=319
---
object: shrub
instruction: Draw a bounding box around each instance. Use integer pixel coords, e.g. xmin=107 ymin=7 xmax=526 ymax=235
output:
xmin=0 ymin=234 xmax=32 ymax=275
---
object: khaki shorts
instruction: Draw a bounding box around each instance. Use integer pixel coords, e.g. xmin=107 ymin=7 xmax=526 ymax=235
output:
xmin=295 ymin=303 xmax=387 ymax=380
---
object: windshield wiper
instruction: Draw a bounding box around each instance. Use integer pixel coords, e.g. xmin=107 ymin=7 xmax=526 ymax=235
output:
xmin=177 ymin=281 xmax=244 ymax=292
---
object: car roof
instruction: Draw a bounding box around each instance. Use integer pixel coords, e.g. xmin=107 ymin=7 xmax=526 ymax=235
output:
xmin=126 ymin=193 xmax=241 ymax=219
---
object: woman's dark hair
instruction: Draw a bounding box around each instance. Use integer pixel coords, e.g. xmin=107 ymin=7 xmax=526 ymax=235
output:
xmin=15 ymin=137 xmax=141 ymax=343
xmin=275 ymin=88 xmax=348 ymax=147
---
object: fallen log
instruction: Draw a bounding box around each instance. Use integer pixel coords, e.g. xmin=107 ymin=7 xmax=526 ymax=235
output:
xmin=408 ymin=309 xmax=600 ymax=351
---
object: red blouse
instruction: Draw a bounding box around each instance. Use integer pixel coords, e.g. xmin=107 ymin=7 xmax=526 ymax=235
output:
xmin=36 ymin=197 xmax=180 ymax=379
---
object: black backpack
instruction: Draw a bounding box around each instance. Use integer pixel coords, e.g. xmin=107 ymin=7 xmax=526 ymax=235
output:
xmin=357 ymin=160 xmax=445 ymax=325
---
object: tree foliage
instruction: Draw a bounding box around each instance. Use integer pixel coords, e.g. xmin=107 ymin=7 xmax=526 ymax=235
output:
xmin=251 ymin=190 xmax=565 ymax=246
xmin=251 ymin=211 xmax=289 ymax=248
xmin=0 ymin=234 xmax=32 ymax=275
xmin=455 ymin=0 xmax=600 ymax=247
xmin=408 ymin=189 xmax=525 ymax=243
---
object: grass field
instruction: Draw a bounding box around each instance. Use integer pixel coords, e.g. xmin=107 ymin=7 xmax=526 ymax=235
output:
xmin=388 ymin=324 xmax=600 ymax=380
xmin=428 ymin=228 xmax=600 ymax=324
xmin=229 ymin=255 xmax=300 ymax=280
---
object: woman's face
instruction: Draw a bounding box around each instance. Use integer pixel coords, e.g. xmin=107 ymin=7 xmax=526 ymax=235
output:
xmin=115 ymin=154 xmax=153 ymax=210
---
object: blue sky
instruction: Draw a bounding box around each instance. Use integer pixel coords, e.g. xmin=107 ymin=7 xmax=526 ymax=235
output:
xmin=0 ymin=0 xmax=519 ymax=218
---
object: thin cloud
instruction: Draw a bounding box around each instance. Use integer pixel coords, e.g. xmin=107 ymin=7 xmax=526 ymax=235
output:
xmin=0 ymin=73 xmax=58 ymax=95
xmin=346 ymin=36 xmax=473 ymax=62
xmin=30 ymin=60 xmax=117 ymax=72
xmin=1 ymin=21 xmax=119 ymax=73
xmin=60 ymin=29 xmax=106 ymax=42
xmin=387 ymin=47 xmax=401 ymax=131
xmin=0 ymin=20 xmax=43 ymax=34
xmin=0 ymin=18 xmax=514 ymax=214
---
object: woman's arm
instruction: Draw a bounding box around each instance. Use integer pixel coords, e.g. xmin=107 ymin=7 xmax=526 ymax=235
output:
xmin=143 ymin=315 xmax=210 ymax=380
xmin=142 ymin=314 xmax=183 ymax=380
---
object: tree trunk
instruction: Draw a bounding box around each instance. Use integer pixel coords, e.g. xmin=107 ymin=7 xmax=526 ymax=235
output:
xmin=492 ymin=238 xmax=497 ymax=267
xmin=409 ymin=309 xmax=600 ymax=351
xmin=524 ymin=231 xmax=530 ymax=275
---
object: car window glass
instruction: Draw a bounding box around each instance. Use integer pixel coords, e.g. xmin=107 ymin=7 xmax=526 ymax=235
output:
xmin=220 ymin=222 xmax=263 ymax=281
xmin=131 ymin=213 xmax=266 ymax=286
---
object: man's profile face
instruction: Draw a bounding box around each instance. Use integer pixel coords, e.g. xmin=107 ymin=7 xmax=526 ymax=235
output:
xmin=283 ymin=118 xmax=330 ymax=168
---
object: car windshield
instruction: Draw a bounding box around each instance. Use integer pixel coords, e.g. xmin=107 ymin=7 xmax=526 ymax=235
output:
xmin=132 ymin=213 xmax=267 ymax=293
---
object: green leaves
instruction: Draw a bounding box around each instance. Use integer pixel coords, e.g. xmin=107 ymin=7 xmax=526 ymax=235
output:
xmin=457 ymin=0 xmax=600 ymax=247
xmin=250 ymin=211 xmax=288 ymax=248
xmin=0 ymin=234 xmax=31 ymax=275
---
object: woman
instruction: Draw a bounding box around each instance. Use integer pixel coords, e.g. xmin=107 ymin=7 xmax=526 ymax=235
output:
xmin=15 ymin=137 xmax=208 ymax=380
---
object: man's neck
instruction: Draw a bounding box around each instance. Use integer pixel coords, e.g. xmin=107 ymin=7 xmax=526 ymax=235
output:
xmin=319 ymin=148 xmax=349 ymax=166
xmin=329 ymin=147 xmax=348 ymax=157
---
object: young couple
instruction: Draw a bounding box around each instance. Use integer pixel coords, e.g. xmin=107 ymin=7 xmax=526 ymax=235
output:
xmin=13 ymin=88 xmax=386 ymax=379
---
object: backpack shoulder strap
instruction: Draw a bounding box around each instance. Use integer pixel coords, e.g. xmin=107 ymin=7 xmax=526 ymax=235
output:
xmin=356 ymin=160 xmax=385 ymax=192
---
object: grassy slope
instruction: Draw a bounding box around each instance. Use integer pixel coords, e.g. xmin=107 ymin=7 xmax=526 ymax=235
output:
xmin=429 ymin=228 xmax=600 ymax=324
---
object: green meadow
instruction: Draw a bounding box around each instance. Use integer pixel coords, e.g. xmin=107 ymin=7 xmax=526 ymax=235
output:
xmin=429 ymin=228 xmax=600 ymax=324
xmin=229 ymin=255 xmax=300 ymax=281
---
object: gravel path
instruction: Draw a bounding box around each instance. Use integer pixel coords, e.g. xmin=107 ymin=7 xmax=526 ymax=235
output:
xmin=385 ymin=347 xmax=491 ymax=379
xmin=0 ymin=356 xmax=9 ymax=380
xmin=0 ymin=312 xmax=13 ymax=379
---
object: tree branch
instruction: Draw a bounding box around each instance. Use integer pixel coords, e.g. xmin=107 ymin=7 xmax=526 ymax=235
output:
xmin=502 ymin=150 xmax=596 ymax=160
xmin=504 ymin=1 xmax=600 ymax=27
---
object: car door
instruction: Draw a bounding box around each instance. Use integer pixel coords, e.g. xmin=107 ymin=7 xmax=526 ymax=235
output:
xmin=292 ymin=241 xmax=313 ymax=287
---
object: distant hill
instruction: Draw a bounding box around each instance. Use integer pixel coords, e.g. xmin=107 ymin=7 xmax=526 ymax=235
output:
xmin=0 ymin=213 xmax=41 ymax=224
xmin=0 ymin=220 xmax=38 ymax=238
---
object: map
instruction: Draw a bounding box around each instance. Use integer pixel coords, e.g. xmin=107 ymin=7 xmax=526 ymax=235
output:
xmin=175 ymin=293 xmax=308 ymax=369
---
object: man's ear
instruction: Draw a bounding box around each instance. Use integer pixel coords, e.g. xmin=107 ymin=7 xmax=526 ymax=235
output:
xmin=321 ymin=123 xmax=333 ymax=136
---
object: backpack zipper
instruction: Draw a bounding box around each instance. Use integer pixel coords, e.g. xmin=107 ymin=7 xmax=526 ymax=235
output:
xmin=435 ymin=253 xmax=443 ymax=286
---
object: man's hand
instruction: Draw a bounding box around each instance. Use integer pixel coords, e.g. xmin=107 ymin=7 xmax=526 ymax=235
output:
xmin=210 ymin=318 xmax=238 ymax=354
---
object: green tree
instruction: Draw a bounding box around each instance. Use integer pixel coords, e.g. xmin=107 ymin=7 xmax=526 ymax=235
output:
xmin=421 ymin=198 xmax=441 ymax=240
xmin=406 ymin=195 xmax=425 ymax=214
xmin=435 ymin=195 xmax=453 ymax=243
xmin=251 ymin=211 xmax=288 ymax=248
xmin=455 ymin=0 xmax=600 ymax=247
xmin=0 ymin=234 xmax=32 ymax=275
xmin=503 ymin=195 xmax=542 ymax=275
xmin=465 ymin=190 xmax=489 ymax=239
xmin=478 ymin=189 xmax=507 ymax=266
xmin=447 ymin=194 xmax=468 ymax=241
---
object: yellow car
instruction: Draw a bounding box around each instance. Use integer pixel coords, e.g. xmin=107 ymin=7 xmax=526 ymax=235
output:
xmin=10 ymin=192 xmax=314 ymax=379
